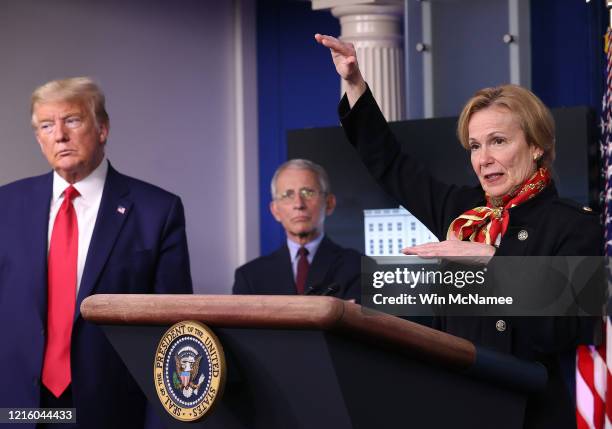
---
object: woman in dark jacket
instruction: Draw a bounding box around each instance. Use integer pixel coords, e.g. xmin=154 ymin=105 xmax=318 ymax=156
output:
xmin=315 ymin=33 xmax=603 ymax=429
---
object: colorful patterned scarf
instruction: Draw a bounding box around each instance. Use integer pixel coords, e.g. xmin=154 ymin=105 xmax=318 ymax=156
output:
xmin=447 ymin=168 xmax=551 ymax=245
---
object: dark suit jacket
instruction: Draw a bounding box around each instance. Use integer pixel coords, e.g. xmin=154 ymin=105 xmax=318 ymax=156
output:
xmin=232 ymin=236 xmax=361 ymax=302
xmin=339 ymin=87 xmax=603 ymax=429
xmin=0 ymin=163 xmax=192 ymax=429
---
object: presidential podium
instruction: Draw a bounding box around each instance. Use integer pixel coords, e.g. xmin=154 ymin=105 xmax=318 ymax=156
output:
xmin=80 ymin=295 xmax=545 ymax=429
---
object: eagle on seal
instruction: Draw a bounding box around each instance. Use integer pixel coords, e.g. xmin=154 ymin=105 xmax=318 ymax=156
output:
xmin=172 ymin=346 xmax=206 ymax=397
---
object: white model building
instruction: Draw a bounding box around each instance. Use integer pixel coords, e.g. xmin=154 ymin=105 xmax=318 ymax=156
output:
xmin=363 ymin=207 xmax=438 ymax=256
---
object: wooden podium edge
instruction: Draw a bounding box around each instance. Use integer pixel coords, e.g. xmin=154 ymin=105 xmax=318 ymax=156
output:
xmin=81 ymin=294 xmax=475 ymax=369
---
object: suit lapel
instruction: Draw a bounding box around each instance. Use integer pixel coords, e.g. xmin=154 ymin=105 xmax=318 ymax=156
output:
xmin=275 ymin=245 xmax=297 ymax=294
xmin=75 ymin=165 xmax=131 ymax=321
xmin=23 ymin=173 xmax=53 ymax=322
xmin=497 ymin=185 xmax=556 ymax=256
xmin=496 ymin=227 xmax=531 ymax=256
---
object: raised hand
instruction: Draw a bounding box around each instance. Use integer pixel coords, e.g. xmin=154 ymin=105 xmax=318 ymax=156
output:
xmin=315 ymin=33 xmax=367 ymax=106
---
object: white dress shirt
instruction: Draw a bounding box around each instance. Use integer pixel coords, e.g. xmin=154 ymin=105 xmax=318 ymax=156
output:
xmin=287 ymin=233 xmax=324 ymax=282
xmin=48 ymin=158 xmax=108 ymax=292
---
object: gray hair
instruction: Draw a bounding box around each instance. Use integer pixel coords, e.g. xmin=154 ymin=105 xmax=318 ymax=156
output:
xmin=270 ymin=159 xmax=331 ymax=199
xmin=31 ymin=77 xmax=109 ymax=129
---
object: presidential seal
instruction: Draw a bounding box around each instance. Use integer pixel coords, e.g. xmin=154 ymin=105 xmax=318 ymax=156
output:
xmin=154 ymin=320 xmax=226 ymax=422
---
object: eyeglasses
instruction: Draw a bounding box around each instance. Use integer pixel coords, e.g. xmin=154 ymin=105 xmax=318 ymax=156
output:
xmin=275 ymin=187 xmax=325 ymax=203
xmin=37 ymin=116 xmax=83 ymax=135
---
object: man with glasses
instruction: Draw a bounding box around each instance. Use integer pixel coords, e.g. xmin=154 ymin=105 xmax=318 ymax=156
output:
xmin=233 ymin=159 xmax=361 ymax=301
xmin=0 ymin=77 xmax=192 ymax=428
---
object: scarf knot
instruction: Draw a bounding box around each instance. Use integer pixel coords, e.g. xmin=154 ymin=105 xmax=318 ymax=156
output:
xmin=447 ymin=168 xmax=550 ymax=246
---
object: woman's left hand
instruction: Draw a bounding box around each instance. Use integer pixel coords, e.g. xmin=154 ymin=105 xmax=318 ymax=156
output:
xmin=402 ymin=234 xmax=496 ymax=265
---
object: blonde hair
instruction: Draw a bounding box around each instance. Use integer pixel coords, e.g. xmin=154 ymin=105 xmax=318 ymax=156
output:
xmin=31 ymin=77 xmax=109 ymax=129
xmin=457 ymin=84 xmax=555 ymax=168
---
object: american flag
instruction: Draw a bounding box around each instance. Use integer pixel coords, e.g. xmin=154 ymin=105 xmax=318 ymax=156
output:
xmin=575 ymin=27 xmax=612 ymax=429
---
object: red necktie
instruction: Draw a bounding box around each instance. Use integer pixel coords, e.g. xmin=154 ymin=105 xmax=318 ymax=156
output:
xmin=43 ymin=185 xmax=80 ymax=398
xmin=295 ymin=247 xmax=309 ymax=294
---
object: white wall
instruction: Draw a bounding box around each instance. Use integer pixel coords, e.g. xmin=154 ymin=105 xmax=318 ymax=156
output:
xmin=0 ymin=0 xmax=259 ymax=293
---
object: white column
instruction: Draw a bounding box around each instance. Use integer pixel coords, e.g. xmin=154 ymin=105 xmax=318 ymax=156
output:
xmin=232 ymin=0 xmax=260 ymax=266
xmin=313 ymin=0 xmax=406 ymax=121
xmin=508 ymin=0 xmax=531 ymax=88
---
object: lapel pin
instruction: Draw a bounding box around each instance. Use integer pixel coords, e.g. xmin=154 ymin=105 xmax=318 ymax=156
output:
xmin=117 ymin=206 xmax=126 ymax=215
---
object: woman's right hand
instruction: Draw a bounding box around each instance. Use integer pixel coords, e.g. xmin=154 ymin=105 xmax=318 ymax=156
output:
xmin=314 ymin=33 xmax=367 ymax=106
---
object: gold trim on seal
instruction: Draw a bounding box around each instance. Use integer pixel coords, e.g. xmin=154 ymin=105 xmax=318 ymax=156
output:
xmin=153 ymin=320 xmax=226 ymax=422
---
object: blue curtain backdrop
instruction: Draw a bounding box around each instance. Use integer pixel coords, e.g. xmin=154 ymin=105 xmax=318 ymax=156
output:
xmin=531 ymin=0 xmax=605 ymax=110
xmin=257 ymin=0 xmax=606 ymax=256
xmin=257 ymin=0 xmax=340 ymax=255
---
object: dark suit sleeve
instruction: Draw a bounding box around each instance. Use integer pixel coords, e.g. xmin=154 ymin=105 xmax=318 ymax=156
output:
xmin=232 ymin=267 xmax=252 ymax=294
xmin=154 ymin=196 xmax=192 ymax=293
xmin=339 ymin=86 xmax=479 ymax=239
xmin=144 ymin=196 xmax=193 ymax=428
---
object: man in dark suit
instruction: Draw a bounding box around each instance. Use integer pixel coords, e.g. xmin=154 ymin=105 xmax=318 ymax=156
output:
xmin=233 ymin=159 xmax=361 ymax=301
xmin=0 ymin=77 xmax=192 ymax=428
